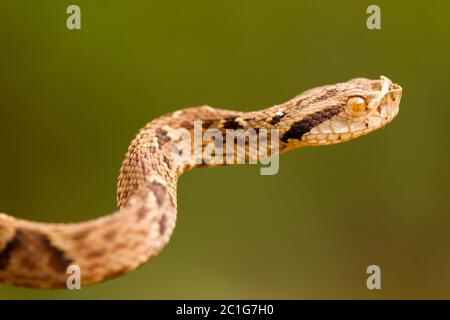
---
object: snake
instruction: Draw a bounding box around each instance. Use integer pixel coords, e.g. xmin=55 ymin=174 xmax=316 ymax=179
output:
xmin=0 ymin=76 xmax=402 ymax=289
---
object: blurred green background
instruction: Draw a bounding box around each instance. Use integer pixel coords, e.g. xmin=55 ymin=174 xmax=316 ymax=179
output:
xmin=0 ymin=0 xmax=449 ymax=299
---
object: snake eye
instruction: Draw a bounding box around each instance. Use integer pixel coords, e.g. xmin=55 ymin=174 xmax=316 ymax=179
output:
xmin=346 ymin=96 xmax=367 ymax=114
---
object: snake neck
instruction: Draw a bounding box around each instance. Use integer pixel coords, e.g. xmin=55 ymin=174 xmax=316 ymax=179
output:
xmin=120 ymin=106 xmax=295 ymax=182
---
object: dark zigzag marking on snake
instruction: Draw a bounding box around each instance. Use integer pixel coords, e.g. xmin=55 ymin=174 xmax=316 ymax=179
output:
xmin=281 ymin=105 xmax=344 ymax=142
xmin=295 ymin=87 xmax=340 ymax=107
xmin=41 ymin=235 xmax=72 ymax=273
xmin=150 ymin=180 xmax=167 ymax=207
xmin=0 ymin=232 xmax=21 ymax=270
xmin=158 ymin=215 xmax=167 ymax=236
xmin=156 ymin=128 xmax=170 ymax=146
xmin=269 ymin=112 xmax=286 ymax=125
xmin=0 ymin=229 xmax=72 ymax=273
xmin=135 ymin=181 xmax=168 ymax=222
xmin=223 ymin=117 xmax=244 ymax=130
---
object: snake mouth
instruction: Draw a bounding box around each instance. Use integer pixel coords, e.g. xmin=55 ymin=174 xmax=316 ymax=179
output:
xmin=383 ymin=82 xmax=402 ymax=120
xmin=377 ymin=83 xmax=401 ymax=112
xmin=373 ymin=77 xmax=401 ymax=123
xmin=389 ymin=83 xmax=402 ymax=105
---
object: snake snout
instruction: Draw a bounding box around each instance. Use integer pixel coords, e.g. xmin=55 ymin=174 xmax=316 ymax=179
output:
xmin=389 ymin=83 xmax=402 ymax=101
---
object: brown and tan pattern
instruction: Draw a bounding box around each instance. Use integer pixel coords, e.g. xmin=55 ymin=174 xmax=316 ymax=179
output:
xmin=0 ymin=76 xmax=402 ymax=288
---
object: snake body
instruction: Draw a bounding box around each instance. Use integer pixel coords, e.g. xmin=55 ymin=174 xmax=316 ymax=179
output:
xmin=0 ymin=76 xmax=402 ymax=288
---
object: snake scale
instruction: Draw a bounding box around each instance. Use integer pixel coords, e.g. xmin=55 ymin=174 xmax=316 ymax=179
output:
xmin=0 ymin=76 xmax=402 ymax=289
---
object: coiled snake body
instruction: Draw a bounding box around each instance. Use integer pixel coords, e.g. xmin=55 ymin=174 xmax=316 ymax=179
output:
xmin=0 ymin=76 xmax=402 ymax=288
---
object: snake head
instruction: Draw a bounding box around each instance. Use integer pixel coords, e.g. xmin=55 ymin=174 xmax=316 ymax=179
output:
xmin=283 ymin=75 xmax=402 ymax=146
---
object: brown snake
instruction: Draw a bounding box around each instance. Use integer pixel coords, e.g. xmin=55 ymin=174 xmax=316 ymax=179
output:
xmin=0 ymin=76 xmax=402 ymax=289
